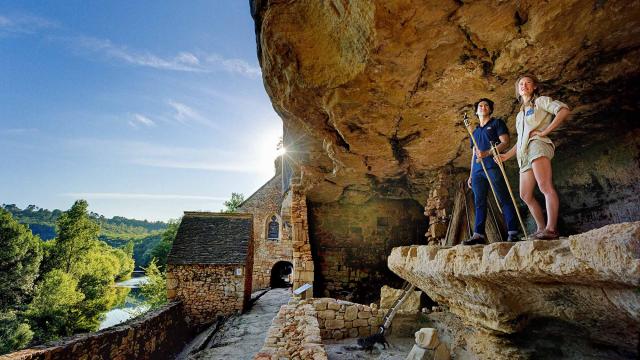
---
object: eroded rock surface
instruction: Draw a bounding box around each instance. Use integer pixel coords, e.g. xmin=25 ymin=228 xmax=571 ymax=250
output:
xmin=252 ymin=0 xmax=640 ymax=211
xmin=388 ymin=222 xmax=640 ymax=358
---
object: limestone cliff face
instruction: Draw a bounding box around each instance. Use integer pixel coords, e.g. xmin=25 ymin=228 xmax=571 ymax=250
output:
xmin=251 ymin=0 xmax=640 ymax=225
xmin=388 ymin=222 xmax=640 ymax=359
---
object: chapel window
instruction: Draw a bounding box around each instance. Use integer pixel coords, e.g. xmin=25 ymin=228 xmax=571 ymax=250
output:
xmin=267 ymin=215 xmax=280 ymax=240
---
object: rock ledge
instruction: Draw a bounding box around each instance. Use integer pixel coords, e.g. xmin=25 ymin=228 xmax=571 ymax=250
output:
xmin=388 ymin=222 xmax=640 ymax=356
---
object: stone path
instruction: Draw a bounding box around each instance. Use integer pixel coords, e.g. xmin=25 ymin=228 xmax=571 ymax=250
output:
xmin=189 ymin=288 xmax=291 ymax=360
xmin=323 ymin=337 xmax=415 ymax=360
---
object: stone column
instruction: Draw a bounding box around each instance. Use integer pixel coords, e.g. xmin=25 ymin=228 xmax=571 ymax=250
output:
xmin=424 ymin=169 xmax=451 ymax=244
xmin=291 ymin=184 xmax=314 ymax=293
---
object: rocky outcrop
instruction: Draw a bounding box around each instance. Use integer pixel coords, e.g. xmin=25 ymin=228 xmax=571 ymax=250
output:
xmin=388 ymin=222 xmax=640 ymax=359
xmin=252 ymin=0 xmax=640 ymax=231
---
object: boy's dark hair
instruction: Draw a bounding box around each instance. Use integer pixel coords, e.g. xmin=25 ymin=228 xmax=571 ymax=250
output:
xmin=474 ymin=98 xmax=494 ymax=115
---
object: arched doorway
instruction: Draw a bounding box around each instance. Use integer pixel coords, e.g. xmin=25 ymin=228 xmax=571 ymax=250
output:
xmin=270 ymin=261 xmax=293 ymax=288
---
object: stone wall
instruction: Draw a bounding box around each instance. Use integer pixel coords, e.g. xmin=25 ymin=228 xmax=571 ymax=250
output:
xmin=553 ymin=130 xmax=640 ymax=234
xmin=238 ymin=174 xmax=294 ymax=290
xmin=291 ymin=185 xmax=315 ymax=291
xmin=312 ymin=298 xmax=385 ymax=340
xmin=308 ymin=197 xmax=427 ymax=303
xmin=254 ymin=297 xmax=386 ymax=360
xmin=0 ymin=302 xmax=191 ymax=360
xmin=254 ymin=300 xmax=327 ymax=360
xmin=167 ymin=264 xmax=248 ymax=325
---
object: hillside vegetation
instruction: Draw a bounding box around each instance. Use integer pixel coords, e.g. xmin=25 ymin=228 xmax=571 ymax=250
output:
xmin=1 ymin=204 xmax=167 ymax=269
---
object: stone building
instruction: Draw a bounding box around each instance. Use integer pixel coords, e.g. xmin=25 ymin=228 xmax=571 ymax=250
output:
xmin=166 ymin=212 xmax=254 ymax=325
xmin=238 ymin=158 xmax=293 ymax=290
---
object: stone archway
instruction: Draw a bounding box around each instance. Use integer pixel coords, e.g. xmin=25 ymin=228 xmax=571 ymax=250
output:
xmin=270 ymin=261 xmax=293 ymax=288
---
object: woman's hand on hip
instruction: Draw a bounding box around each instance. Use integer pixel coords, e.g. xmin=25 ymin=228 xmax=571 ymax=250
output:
xmin=529 ymin=130 xmax=547 ymax=139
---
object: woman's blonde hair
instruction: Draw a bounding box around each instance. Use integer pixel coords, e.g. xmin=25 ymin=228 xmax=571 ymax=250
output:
xmin=514 ymin=74 xmax=541 ymax=103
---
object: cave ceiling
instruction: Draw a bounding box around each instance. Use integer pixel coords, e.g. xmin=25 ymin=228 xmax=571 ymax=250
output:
xmin=251 ymin=0 xmax=640 ymax=204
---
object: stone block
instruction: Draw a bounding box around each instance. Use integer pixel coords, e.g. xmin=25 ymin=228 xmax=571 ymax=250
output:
xmin=368 ymin=317 xmax=381 ymax=326
xmin=317 ymin=310 xmax=336 ymax=320
xmin=314 ymin=301 xmax=328 ymax=311
xmin=415 ymin=328 xmax=439 ymax=349
xmin=327 ymin=301 xmax=341 ymax=311
xmin=357 ymin=311 xmax=371 ymax=319
xmin=325 ymin=319 xmax=344 ymax=330
xmin=406 ymin=344 xmax=430 ymax=360
xmin=353 ymin=319 xmax=369 ymax=327
xmin=344 ymin=305 xmax=358 ymax=321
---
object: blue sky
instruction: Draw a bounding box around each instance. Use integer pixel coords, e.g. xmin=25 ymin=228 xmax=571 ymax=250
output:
xmin=0 ymin=1 xmax=283 ymax=221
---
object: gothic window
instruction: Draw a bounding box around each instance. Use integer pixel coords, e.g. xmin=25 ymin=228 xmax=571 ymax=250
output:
xmin=267 ymin=215 xmax=280 ymax=240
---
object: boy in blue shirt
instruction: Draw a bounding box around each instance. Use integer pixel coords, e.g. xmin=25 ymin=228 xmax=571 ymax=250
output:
xmin=463 ymin=98 xmax=520 ymax=245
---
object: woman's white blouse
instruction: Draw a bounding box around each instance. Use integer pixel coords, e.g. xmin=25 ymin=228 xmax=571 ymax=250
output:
xmin=515 ymin=96 xmax=568 ymax=166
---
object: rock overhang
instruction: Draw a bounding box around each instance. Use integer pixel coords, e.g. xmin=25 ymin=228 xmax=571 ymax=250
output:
xmin=387 ymin=222 xmax=640 ymax=353
xmin=251 ymin=0 xmax=640 ymax=203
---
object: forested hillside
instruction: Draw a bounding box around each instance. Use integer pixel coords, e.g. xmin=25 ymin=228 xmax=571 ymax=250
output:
xmin=1 ymin=204 xmax=167 ymax=269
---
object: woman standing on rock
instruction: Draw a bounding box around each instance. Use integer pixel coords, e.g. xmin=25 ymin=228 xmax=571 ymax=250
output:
xmin=495 ymin=74 xmax=571 ymax=240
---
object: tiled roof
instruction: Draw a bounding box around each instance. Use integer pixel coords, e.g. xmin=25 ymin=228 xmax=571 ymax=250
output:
xmin=167 ymin=212 xmax=253 ymax=265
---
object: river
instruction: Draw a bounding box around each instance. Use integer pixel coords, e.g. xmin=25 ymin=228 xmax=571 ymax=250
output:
xmin=98 ymin=273 xmax=151 ymax=330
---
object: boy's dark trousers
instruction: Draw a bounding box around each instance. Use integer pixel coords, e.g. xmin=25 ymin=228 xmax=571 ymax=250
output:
xmin=471 ymin=167 xmax=518 ymax=236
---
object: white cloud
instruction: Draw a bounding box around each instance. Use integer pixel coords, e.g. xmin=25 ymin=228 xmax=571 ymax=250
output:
xmin=167 ymin=100 xmax=216 ymax=128
xmin=61 ymin=35 xmax=261 ymax=78
xmin=0 ymin=128 xmax=38 ymax=134
xmin=205 ymin=54 xmax=261 ymax=78
xmin=68 ymin=36 xmax=205 ymax=72
xmin=0 ymin=13 xmax=57 ymax=36
xmin=61 ymin=192 xmax=226 ymax=201
xmin=130 ymin=113 xmax=155 ymax=127
xmin=65 ymin=138 xmax=269 ymax=174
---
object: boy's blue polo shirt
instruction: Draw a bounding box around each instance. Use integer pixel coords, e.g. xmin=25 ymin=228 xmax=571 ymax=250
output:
xmin=470 ymin=117 xmax=508 ymax=174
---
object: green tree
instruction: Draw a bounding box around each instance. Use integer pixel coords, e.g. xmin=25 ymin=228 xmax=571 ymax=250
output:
xmin=150 ymin=218 xmax=180 ymax=270
xmin=70 ymin=244 xmax=123 ymax=332
xmin=0 ymin=311 xmax=33 ymax=355
xmin=222 ymin=192 xmax=244 ymax=213
xmin=27 ymin=270 xmax=85 ymax=342
xmin=0 ymin=209 xmax=42 ymax=311
xmin=124 ymin=240 xmax=134 ymax=258
xmin=51 ymin=200 xmax=100 ymax=273
xmin=140 ymin=259 xmax=167 ymax=309
xmin=26 ymin=201 xmax=135 ymax=342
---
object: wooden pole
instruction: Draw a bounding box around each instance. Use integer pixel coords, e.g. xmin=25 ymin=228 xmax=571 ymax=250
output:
xmin=490 ymin=142 xmax=529 ymax=239
xmin=463 ymin=113 xmax=503 ymax=214
xmin=462 ymin=183 xmax=472 ymax=239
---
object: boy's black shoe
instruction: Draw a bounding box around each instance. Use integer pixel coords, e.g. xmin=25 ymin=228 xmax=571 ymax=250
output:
xmin=507 ymin=233 xmax=521 ymax=242
xmin=462 ymin=234 xmax=486 ymax=246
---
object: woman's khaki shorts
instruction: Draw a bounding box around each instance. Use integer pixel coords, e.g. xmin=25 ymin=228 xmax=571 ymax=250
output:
xmin=519 ymin=140 xmax=555 ymax=173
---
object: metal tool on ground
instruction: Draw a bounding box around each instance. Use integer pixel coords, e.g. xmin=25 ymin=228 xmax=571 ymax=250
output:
xmin=463 ymin=113 xmax=503 ymax=214
xmin=490 ymin=142 xmax=529 ymax=239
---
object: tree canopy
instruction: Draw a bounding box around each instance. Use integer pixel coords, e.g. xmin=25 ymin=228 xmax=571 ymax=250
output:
xmin=0 ymin=201 xmax=137 ymax=354
xmin=0 ymin=209 xmax=43 ymax=310
xmin=222 ymin=192 xmax=245 ymax=213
